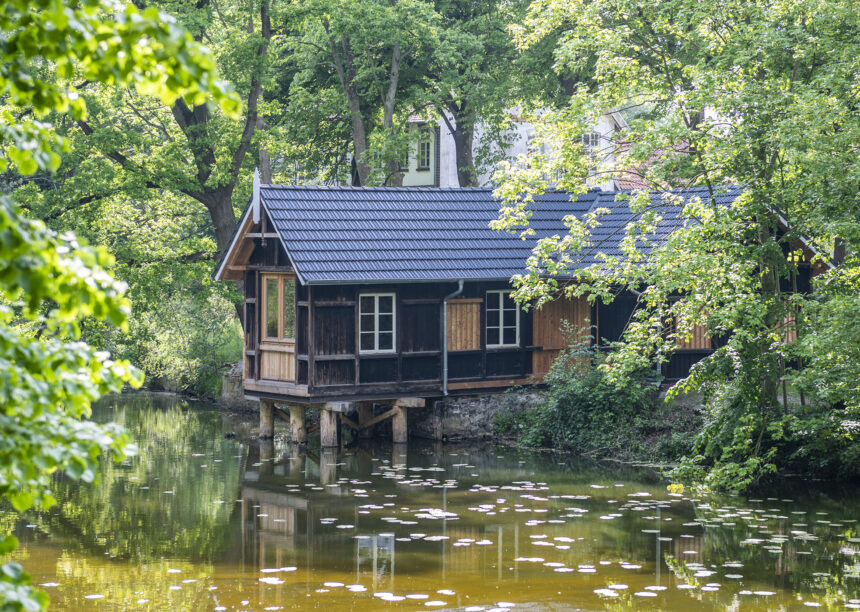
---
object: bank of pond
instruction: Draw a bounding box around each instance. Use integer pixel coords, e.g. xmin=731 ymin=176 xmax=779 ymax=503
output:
xmin=4 ymin=393 xmax=859 ymax=610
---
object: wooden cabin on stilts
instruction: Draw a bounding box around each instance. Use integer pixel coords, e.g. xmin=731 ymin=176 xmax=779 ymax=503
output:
xmin=214 ymin=178 xmax=817 ymax=448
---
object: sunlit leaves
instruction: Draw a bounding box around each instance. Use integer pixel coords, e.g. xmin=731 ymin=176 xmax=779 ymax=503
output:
xmin=495 ymin=0 xmax=860 ymax=492
xmin=0 ymin=0 xmax=239 ymax=177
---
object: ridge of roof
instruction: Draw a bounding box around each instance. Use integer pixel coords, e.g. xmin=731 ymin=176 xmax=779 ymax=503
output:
xmin=258 ymin=184 xmax=733 ymax=195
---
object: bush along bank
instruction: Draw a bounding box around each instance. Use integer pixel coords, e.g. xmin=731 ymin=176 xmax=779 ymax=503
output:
xmin=495 ymin=338 xmax=860 ymax=494
xmin=493 ymin=341 xmax=703 ymax=464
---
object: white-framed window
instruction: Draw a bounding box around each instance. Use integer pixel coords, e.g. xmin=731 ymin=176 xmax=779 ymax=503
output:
xmin=417 ymin=136 xmax=431 ymax=170
xmin=581 ymin=131 xmax=600 ymax=153
xmin=486 ymin=290 xmax=519 ymax=347
xmin=359 ymin=293 xmax=396 ymax=353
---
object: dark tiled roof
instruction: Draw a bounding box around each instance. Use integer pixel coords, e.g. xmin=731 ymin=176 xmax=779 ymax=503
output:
xmin=261 ymin=185 xmax=741 ymax=284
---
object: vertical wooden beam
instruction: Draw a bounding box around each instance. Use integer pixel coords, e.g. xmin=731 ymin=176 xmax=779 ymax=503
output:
xmin=320 ymin=407 xmax=339 ymax=448
xmin=357 ymin=402 xmax=374 ymax=440
xmin=289 ymin=405 xmax=307 ymax=444
xmin=391 ymin=405 xmax=407 ymax=444
xmin=391 ymin=397 xmax=422 ymax=444
xmin=307 ymin=285 xmax=315 ymax=393
xmin=259 ymin=399 xmax=275 ymax=439
xmin=354 ymin=285 xmax=360 ymax=385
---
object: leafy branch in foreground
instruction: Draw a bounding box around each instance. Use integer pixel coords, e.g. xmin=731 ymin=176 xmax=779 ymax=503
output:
xmin=0 ymin=195 xmax=142 ymax=610
xmin=0 ymin=0 xmax=235 ymax=609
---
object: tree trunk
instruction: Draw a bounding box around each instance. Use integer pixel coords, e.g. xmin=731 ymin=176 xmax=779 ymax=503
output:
xmin=324 ymin=27 xmax=370 ymax=186
xmin=203 ymin=189 xmax=239 ymax=255
xmin=834 ymin=237 xmax=847 ymax=266
xmin=757 ymin=217 xmax=781 ymax=411
xmin=256 ymin=116 xmax=272 ymax=183
xmin=347 ymin=93 xmax=370 ymax=186
xmin=454 ymin=127 xmax=475 ymax=187
xmin=382 ymin=42 xmax=403 ymax=186
xmin=442 ymin=104 xmax=477 ymax=187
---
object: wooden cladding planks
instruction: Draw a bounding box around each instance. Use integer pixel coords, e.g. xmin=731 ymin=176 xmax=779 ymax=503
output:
xmin=532 ymin=295 xmax=590 ymax=377
xmin=533 ymin=295 xmax=590 ymax=347
xmin=675 ymin=323 xmax=712 ymax=350
xmin=447 ymin=299 xmax=481 ymax=351
xmin=260 ymin=343 xmax=296 ymax=382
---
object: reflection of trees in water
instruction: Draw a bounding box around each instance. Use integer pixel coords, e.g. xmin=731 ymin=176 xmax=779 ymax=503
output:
xmin=691 ymin=495 xmax=860 ymax=603
xmin=50 ymin=552 xmax=217 ymax=611
xmin=37 ymin=394 xmax=243 ymax=563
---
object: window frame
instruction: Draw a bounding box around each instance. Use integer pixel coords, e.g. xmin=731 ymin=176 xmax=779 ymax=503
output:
xmin=485 ymin=290 xmax=520 ymax=349
xmin=581 ymin=131 xmax=601 ymax=153
xmin=417 ymin=136 xmax=431 ymax=170
xmin=261 ymin=274 xmax=296 ymax=343
xmin=358 ymin=292 xmax=397 ymax=354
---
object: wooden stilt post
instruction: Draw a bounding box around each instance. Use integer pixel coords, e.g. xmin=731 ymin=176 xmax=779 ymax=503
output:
xmin=260 ymin=399 xmax=275 ymax=439
xmin=357 ymin=402 xmax=374 ymax=440
xmin=391 ymin=406 xmax=408 ymax=444
xmin=321 ymin=402 xmax=352 ymax=448
xmin=289 ymin=405 xmax=307 ymax=444
xmin=391 ymin=397 xmax=424 ymax=445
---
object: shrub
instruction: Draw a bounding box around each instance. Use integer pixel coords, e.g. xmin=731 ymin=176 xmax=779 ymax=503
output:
xmin=496 ymin=328 xmax=670 ymax=458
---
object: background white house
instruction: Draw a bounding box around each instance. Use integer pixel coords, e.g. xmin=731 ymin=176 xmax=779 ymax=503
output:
xmin=399 ymin=111 xmax=628 ymax=191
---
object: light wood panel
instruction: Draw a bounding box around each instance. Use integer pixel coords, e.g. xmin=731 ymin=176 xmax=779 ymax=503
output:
xmin=676 ymin=323 xmax=712 ymax=350
xmin=532 ymin=295 xmax=590 ymax=377
xmin=260 ymin=342 xmax=296 ymax=382
xmin=447 ymin=298 xmax=481 ymax=351
xmin=780 ymin=315 xmax=797 ymax=343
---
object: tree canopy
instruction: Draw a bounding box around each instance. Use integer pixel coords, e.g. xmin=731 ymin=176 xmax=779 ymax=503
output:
xmin=495 ymin=0 xmax=859 ymax=491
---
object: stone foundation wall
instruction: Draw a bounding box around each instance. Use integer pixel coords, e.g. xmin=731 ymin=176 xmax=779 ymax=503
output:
xmin=409 ymin=390 xmax=543 ymax=441
xmin=219 ymin=362 xmax=256 ymax=411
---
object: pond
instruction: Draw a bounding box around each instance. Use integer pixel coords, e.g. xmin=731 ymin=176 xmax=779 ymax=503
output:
xmin=6 ymin=393 xmax=860 ymax=610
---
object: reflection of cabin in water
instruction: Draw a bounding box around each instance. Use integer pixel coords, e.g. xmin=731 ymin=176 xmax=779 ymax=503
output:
xmin=214 ymin=181 xmax=817 ymax=444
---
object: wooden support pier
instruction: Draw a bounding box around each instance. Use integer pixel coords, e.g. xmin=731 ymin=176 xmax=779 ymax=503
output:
xmin=257 ymin=397 xmax=426 ymax=448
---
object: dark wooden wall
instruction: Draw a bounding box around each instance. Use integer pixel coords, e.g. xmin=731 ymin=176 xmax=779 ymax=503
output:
xmin=290 ymin=281 xmax=534 ymax=398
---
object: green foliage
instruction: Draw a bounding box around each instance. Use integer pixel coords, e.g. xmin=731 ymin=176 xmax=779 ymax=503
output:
xmin=132 ymin=293 xmax=243 ymax=397
xmin=0 ymin=536 xmax=48 ymax=612
xmin=0 ymin=195 xmax=142 ymax=612
xmin=495 ymin=331 xmax=681 ymax=459
xmin=0 ymin=0 xmax=232 ymax=608
xmin=495 ymin=0 xmax=860 ymax=491
xmin=0 ymin=0 xmax=238 ymax=176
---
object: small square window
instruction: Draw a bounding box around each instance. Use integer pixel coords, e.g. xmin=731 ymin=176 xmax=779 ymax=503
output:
xmin=359 ymin=293 xmax=397 ymax=353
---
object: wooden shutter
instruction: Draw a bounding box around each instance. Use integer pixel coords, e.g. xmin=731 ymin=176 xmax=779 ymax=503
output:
xmin=447 ymin=298 xmax=482 ymax=351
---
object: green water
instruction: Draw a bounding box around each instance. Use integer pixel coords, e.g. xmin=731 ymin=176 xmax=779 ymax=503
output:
xmin=6 ymin=393 xmax=860 ymax=610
